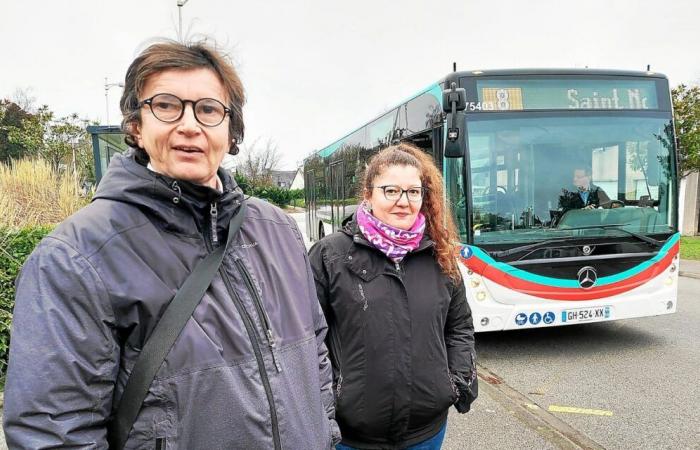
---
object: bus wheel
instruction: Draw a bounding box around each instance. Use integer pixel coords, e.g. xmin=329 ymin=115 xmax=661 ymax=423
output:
xmin=319 ymin=223 xmax=325 ymax=239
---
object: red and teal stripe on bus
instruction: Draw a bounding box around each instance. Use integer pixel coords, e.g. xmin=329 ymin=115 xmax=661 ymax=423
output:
xmin=459 ymin=233 xmax=680 ymax=301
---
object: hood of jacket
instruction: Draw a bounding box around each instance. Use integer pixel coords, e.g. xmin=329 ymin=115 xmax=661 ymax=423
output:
xmin=93 ymin=148 xmax=244 ymax=240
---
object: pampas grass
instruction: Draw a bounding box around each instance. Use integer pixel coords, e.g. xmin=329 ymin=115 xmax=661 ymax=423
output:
xmin=0 ymin=159 xmax=90 ymax=228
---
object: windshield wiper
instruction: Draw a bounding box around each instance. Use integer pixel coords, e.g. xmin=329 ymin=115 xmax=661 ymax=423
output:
xmin=488 ymin=237 xmax=576 ymax=258
xmin=553 ymin=224 xmax=667 ymax=249
xmin=488 ymin=224 xmax=669 ymax=259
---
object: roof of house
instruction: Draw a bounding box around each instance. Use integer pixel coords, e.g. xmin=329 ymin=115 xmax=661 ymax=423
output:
xmin=270 ymin=170 xmax=297 ymax=187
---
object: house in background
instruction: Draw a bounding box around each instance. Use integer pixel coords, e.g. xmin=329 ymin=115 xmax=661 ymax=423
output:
xmin=290 ymin=168 xmax=304 ymax=190
xmin=681 ymin=172 xmax=700 ymax=236
xmin=270 ymin=170 xmax=297 ymax=189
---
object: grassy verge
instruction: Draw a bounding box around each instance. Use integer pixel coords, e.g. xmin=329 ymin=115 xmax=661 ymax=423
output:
xmin=680 ymin=236 xmax=700 ymax=260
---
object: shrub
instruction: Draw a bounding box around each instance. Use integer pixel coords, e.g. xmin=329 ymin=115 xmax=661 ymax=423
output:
xmin=0 ymin=225 xmax=53 ymax=385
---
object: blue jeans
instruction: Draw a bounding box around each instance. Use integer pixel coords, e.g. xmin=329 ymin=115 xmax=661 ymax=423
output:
xmin=336 ymin=423 xmax=447 ymax=450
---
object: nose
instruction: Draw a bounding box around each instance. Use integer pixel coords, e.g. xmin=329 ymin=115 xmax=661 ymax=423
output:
xmin=395 ymin=191 xmax=410 ymax=206
xmin=178 ymin=104 xmax=201 ymax=133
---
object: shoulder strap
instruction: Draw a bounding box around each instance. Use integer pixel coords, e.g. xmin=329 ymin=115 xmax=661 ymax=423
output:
xmin=108 ymin=202 xmax=247 ymax=449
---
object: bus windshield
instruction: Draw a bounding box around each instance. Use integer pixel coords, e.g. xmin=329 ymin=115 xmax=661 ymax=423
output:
xmin=466 ymin=114 xmax=676 ymax=245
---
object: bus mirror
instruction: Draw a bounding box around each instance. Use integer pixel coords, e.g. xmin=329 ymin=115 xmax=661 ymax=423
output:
xmin=442 ymin=84 xmax=467 ymax=113
xmin=445 ymin=111 xmax=466 ymax=158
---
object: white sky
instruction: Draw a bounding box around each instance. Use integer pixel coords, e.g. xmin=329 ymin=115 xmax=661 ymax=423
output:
xmin=2 ymin=0 xmax=699 ymax=169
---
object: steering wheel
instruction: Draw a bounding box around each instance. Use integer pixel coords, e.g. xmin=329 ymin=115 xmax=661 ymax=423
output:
xmin=604 ymin=200 xmax=625 ymax=209
xmin=483 ymin=185 xmax=508 ymax=196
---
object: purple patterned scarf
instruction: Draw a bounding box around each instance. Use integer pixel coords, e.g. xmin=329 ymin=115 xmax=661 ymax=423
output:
xmin=356 ymin=201 xmax=426 ymax=263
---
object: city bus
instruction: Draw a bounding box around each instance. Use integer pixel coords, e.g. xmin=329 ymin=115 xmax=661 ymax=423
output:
xmin=303 ymin=69 xmax=680 ymax=331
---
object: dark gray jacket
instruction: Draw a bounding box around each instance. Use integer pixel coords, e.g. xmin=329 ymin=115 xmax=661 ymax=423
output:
xmin=4 ymin=151 xmax=339 ymax=449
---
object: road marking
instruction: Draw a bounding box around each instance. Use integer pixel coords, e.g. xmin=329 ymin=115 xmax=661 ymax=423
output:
xmin=477 ymin=364 xmax=606 ymax=450
xmin=549 ymin=405 xmax=614 ymax=417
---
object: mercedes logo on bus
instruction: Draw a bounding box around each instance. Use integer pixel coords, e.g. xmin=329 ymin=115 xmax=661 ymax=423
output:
xmin=577 ymin=266 xmax=598 ymax=289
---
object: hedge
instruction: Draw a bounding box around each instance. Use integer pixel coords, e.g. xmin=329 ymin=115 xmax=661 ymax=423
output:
xmin=234 ymin=173 xmax=304 ymax=208
xmin=0 ymin=225 xmax=53 ymax=385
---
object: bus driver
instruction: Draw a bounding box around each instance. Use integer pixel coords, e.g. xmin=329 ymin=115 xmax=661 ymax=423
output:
xmin=558 ymin=165 xmax=611 ymax=211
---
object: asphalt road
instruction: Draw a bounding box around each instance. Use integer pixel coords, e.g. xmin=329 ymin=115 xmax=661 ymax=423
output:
xmin=443 ymin=276 xmax=700 ymax=450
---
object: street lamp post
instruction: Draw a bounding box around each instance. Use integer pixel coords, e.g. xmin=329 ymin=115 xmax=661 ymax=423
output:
xmin=104 ymin=77 xmax=124 ymax=125
xmin=177 ymin=0 xmax=190 ymax=39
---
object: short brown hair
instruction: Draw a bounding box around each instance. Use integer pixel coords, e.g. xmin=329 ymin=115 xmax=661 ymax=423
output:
xmin=361 ymin=143 xmax=461 ymax=281
xmin=119 ymin=39 xmax=245 ymax=154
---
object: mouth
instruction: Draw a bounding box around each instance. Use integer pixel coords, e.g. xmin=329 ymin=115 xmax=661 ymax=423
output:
xmin=172 ymin=145 xmax=204 ymax=154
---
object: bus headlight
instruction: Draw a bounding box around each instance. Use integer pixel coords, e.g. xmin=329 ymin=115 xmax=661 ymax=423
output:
xmin=470 ymin=278 xmax=481 ymax=288
xmin=480 ymin=317 xmax=490 ymax=326
xmin=476 ymin=291 xmax=487 ymax=301
xmin=670 ymin=264 xmax=677 ymax=273
xmin=665 ymin=277 xmax=674 ymax=286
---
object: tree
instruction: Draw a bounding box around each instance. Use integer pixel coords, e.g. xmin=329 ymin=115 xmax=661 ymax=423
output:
xmin=0 ymin=100 xmax=95 ymax=184
xmin=0 ymin=100 xmax=38 ymax=163
xmin=10 ymin=87 xmax=37 ymax=113
xmin=236 ymin=138 xmax=283 ymax=186
xmin=672 ymin=84 xmax=700 ymax=177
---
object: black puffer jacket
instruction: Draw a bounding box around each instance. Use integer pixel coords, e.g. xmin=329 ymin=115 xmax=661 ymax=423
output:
xmin=309 ymin=220 xmax=477 ymax=449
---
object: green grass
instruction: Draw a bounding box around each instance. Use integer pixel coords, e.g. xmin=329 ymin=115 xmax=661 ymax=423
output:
xmin=680 ymin=236 xmax=700 ymax=260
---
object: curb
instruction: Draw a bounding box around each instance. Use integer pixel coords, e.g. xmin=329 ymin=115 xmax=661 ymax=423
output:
xmin=680 ymin=271 xmax=700 ymax=280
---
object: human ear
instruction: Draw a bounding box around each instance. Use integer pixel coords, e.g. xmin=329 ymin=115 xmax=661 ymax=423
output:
xmin=131 ymin=122 xmax=143 ymax=148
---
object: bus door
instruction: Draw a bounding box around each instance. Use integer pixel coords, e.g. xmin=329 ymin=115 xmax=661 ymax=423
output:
xmin=330 ymin=160 xmax=345 ymax=233
xmin=304 ymin=169 xmax=316 ymax=240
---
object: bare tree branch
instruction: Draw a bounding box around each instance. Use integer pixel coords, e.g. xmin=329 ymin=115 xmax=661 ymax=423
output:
xmin=236 ymin=138 xmax=282 ymax=185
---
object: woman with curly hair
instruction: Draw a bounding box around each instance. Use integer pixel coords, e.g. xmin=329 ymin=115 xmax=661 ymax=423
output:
xmin=309 ymin=143 xmax=478 ymax=449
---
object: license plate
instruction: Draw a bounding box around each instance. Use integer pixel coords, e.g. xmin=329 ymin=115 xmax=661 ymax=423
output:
xmin=561 ymin=306 xmax=611 ymax=323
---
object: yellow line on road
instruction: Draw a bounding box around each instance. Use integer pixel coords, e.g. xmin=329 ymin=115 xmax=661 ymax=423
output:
xmin=548 ymin=405 xmax=613 ymax=416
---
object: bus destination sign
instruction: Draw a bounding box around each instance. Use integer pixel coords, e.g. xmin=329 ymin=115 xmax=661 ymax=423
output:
xmin=473 ymin=79 xmax=658 ymax=111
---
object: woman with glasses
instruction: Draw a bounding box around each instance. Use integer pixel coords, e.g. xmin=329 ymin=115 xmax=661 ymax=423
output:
xmin=309 ymin=143 xmax=478 ymax=450
xmin=4 ymin=39 xmax=340 ymax=449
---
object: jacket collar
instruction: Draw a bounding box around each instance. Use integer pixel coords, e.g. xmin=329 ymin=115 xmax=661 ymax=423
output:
xmin=340 ymin=219 xmax=434 ymax=282
xmin=93 ymin=149 xmax=244 ymax=239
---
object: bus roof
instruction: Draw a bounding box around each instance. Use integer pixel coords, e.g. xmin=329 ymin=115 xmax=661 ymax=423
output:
xmin=442 ymin=68 xmax=668 ymax=84
xmin=305 ymin=68 xmax=669 ymax=162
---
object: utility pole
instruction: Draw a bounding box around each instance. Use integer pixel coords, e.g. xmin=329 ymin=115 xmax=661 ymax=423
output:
xmin=104 ymin=78 xmax=124 ymax=125
xmin=177 ymin=0 xmax=190 ymax=39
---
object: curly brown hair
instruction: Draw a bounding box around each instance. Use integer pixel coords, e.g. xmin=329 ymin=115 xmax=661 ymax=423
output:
xmin=361 ymin=143 xmax=462 ymax=282
xmin=119 ymin=39 xmax=245 ymax=155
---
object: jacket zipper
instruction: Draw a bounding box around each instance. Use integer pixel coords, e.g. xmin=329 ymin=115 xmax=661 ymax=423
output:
xmin=196 ymin=199 xmax=279 ymax=447
xmin=210 ymin=202 xmax=219 ymax=247
xmin=468 ymin=351 xmax=477 ymax=387
xmin=336 ymin=372 xmax=344 ymax=400
xmin=235 ymin=259 xmax=282 ymax=372
xmin=220 ymin=268 xmax=281 ymax=450
xmin=328 ymin=326 xmax=343 ymax=399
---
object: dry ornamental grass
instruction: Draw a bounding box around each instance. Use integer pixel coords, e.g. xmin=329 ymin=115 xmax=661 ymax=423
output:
xmin=0 ymin=159 xmax=90 ymax=228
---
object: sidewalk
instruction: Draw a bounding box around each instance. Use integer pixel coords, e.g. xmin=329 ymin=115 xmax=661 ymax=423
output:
xmin=680 ymin=259 xmax=700 ymax=279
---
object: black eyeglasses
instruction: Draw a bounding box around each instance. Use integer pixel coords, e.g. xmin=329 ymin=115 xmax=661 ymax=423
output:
xmin=139 ymin=93 xmax=232 ymax=127
xmin=370 ymin=185 xmax=427 ymax=202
